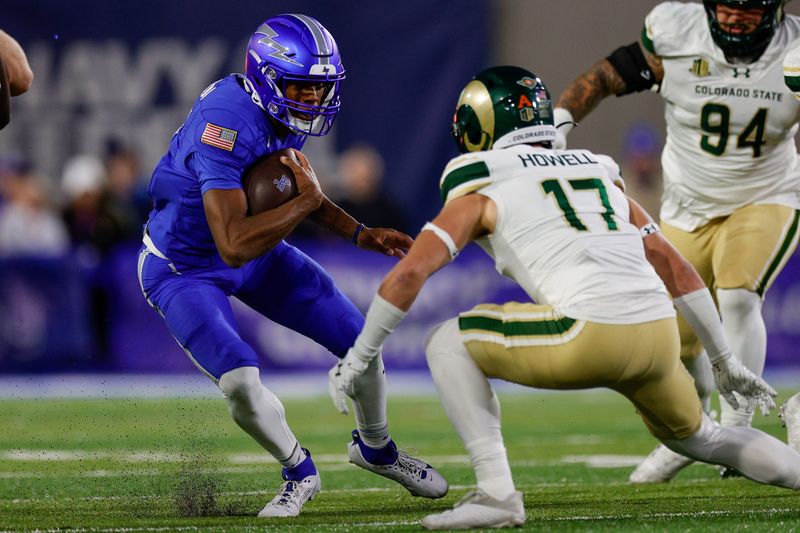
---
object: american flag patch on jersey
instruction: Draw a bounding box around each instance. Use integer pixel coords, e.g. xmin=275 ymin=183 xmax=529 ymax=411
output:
xmin=201 ymin=123 xmax=238 ymax=151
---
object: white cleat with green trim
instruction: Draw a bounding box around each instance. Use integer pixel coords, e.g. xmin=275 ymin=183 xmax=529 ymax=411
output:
xmin=629 ymin=444 xmax=693 ymax=483
xmin=421 ymin=489 xmax=525 ymax=530
xmin=780 ymin=392 xmax=800 ymax=453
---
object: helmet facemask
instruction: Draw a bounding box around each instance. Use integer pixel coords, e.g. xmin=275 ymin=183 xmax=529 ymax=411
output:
xmin=703 ymin=0 xmax=785 ymax=60
xmin=245 ymin=14 xmax=345 ymax=137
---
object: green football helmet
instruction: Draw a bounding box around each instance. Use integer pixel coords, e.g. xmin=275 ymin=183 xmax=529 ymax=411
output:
xmin=451 ymin=65 xmax=556 ymax=154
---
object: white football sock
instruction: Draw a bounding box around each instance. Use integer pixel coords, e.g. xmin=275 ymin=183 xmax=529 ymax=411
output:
xmin=716 ymin=288 xmax=765 ymax=427
xmin=682 ymin=350 xmax=715 ymax=415
xmin=664 ymin=413 xmax=800 ymax=489
xmin=348 ymin=354 xmax=390 ymax=448
xmin=425 ymin=318 xmax=515 ymax=500
xmin=218 ymin=366 xmax=304 ymax=467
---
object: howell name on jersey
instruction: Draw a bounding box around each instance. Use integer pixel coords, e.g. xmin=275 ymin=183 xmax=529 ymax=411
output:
xmin=517 ymin=151 xmax=598 ymax=168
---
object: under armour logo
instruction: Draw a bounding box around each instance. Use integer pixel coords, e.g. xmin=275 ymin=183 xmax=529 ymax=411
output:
xmin=733 ymin=67 xmax=750 ymax=78
xmin=274 ymin=175 xmax=291 ymax=192
xmin=322 ymin=65 xmax=330 ymax=74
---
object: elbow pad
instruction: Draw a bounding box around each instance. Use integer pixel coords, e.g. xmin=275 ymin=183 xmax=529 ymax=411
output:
xmin=606 ymin=42 xmax=658 ymax=96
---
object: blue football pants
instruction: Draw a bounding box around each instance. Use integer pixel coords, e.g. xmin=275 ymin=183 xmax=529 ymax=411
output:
xmin=137 ymin=241 xmax=364 ymax=380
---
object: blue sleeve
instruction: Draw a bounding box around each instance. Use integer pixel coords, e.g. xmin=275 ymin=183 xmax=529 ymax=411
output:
xmin=186 ymin=106 xmax=262 ymax=192
xmin=190 ymin=153 xmax=245 ymax=194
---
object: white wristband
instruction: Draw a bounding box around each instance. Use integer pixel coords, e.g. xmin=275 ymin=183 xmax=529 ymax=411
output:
xmin=672 ymin=288 xmax=731 ymax=365
xmin=640 ymin=222 xmax=660 ymax=238
xmin=351 ymin=294 xmax=407 ymax=364
xmin=553 ymin=107 xmax=576 ymax=137
xmin=421 ymin=222 xmax=459 ymax=261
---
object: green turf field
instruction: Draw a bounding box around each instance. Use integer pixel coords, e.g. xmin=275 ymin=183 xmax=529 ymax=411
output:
xmin=2 ymin=389 xmax=798 ymax=532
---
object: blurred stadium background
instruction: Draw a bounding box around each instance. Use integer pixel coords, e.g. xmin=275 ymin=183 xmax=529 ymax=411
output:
xmin=0 ymin=0 xmax=798 ymax=386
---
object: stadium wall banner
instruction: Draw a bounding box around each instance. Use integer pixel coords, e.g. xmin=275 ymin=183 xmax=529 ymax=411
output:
xmin=1 ymin=0 xmax=487 ymax=232
xmin=0 ymin=240 xmax=799 ymax=373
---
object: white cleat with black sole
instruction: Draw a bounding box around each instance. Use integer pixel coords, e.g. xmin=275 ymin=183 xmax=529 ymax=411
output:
xmin=421 ymin=489 xmax=525 ymax=530
xmin=629 ymin=444 xmax=693 ymax=483
xmin=347 ymin=430 xmax=448 ymax=499
xmin=257 ymin=474 xmax=321 ymax=518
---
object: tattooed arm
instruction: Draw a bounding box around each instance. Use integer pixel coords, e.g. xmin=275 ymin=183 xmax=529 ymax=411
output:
xmin=556 ymin=45 xmax=663 ymax=123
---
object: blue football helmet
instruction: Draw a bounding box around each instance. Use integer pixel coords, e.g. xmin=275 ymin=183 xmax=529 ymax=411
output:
xmin=245 ymin=14 xmax=345 ymax=136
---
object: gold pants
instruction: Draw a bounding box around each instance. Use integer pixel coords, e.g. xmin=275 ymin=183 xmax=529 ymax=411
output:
xmin=459 ymin=302 xmax=702 ymax=440
xmin=662 ymin=204 xmax=800 ymax=357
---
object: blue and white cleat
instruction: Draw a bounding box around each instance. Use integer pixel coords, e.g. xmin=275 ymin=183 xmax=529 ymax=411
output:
xmin=257 ymin=474 xmax=320 ymax=517
xmin=258 ymin=450 xmax=320 ymax=518
xmin=347 ymin=430 xmax=448 ymax=498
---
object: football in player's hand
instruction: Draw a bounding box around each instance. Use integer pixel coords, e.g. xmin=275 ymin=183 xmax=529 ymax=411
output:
xmin=242 ymin=148 xmax=298 ymax=215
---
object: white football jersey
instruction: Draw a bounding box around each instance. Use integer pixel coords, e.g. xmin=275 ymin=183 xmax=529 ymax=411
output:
xmin=644 ymin=2 xmax=800 ymax=231
xmin=439 ymin=145 xmax=675 ymax=324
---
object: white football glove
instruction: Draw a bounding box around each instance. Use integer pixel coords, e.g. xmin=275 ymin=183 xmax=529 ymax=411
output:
xmin=552 ymin=107 xmax=575 ymax=150
xmin=328 ymin=348 xmax=370 ymax=415
xmin=553 ymin=128 xmax=569 ymax=150
xmin=711 ymin=357 xmax=777 ymax=416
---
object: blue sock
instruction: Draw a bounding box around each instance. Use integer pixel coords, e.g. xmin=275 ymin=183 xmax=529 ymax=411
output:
xmin=282 ymin=448 xmax=317 ymax=481
xmin=352 ymin=429 xmax=398 ymax=466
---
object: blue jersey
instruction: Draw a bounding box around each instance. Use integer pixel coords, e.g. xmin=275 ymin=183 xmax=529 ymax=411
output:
xmin=145 ymin=74 xmax=306 ymax=268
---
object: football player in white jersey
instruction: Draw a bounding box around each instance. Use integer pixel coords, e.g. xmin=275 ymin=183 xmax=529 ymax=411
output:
xmin=554 ymin=0 xmax=800 ymax=483
xmin=322 ymin=65 xmax=800 ymax=530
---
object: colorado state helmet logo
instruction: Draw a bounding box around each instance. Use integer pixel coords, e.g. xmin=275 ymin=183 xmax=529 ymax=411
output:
xmin=516 ymin=76 xmax=537 ymax=88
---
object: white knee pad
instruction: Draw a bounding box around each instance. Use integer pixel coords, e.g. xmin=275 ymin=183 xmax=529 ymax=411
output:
xmin=661 ymin=412 xmax=717 ymax=462
xmin=424 ymin=318 xmax=464 ymax=364
xmin=219 ymin=366 xmax=265 ymax=409
xmin=716 ymin=287 xmax=762 ymax=318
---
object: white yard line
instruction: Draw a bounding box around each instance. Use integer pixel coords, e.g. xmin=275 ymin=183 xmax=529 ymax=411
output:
xmin=551 ymin=508 xmax=797 ymax=521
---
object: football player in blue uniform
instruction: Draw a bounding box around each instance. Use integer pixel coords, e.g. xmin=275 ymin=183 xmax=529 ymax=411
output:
xmin=137 ymin=14 xmax=447 ymax=518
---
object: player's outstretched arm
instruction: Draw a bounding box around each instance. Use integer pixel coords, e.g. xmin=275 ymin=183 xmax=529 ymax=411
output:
xmin=629 ymin=197 xmax=776 ymax=414
xmin=328 ymin=193 xmax=493 ymax=412
xmin=554 ymin=43 xmax=662 ymax=147
xmin=628 ymin=197 xmax=703 ymax=298
xmin=203 ymin=150 xmax=322 ymax=267
xmin=306 ymin=197 xmax=413 ymax=257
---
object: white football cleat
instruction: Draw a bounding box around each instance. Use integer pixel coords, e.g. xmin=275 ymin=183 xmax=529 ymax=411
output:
xmin=421 ymin=489 xmax=525 ymax=530
xmin=779 ymin=392 xmax=800 ymax=453
xmin=348 ymin=431 xmax=448 ymax=498
xmin=257 ymin=474 xmax=320 ymax=518
xmin=629 ymin=444 xmax=693 ymax=483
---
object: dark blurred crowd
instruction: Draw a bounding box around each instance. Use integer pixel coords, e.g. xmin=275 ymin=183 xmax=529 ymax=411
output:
xmin=0 ymin=141 xmax=415 ymax=261
xmin=0 ymin=146 xmax=150 ymax=259
xmin=0 ymin=142 xmax=411 ymax=361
